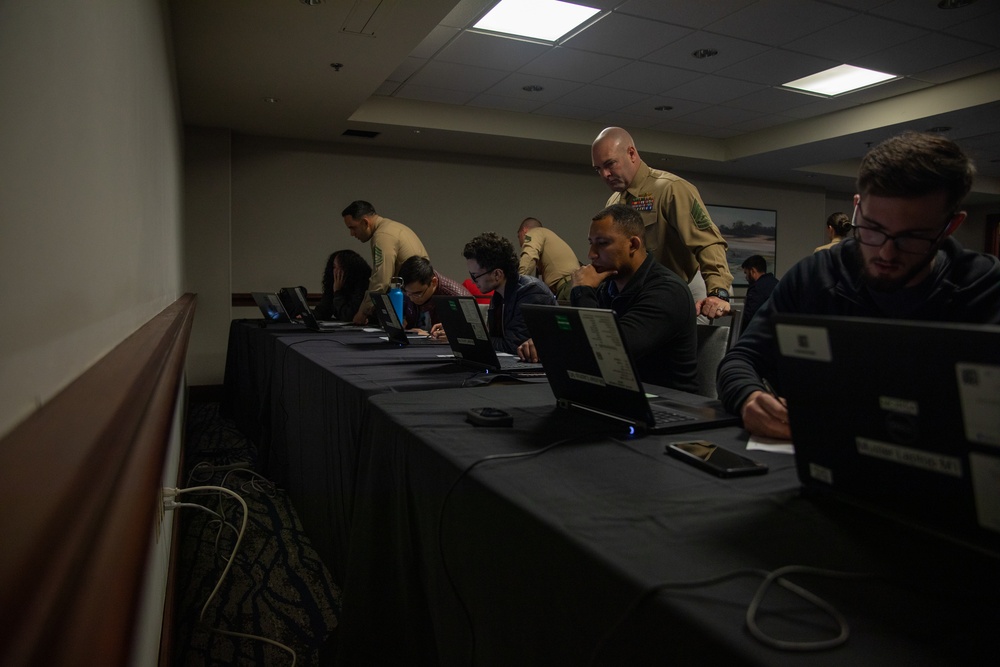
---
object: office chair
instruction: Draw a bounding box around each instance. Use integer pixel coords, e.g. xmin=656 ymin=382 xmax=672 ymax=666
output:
xmin=694 ymin=307 xmax=742 ymax=399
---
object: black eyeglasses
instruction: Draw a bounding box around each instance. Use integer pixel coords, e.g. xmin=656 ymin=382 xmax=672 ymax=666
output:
xmin=851 ymin=204 xmax=952 ymax=255
xmin=469 ymin=268 xmax=494 ymax=282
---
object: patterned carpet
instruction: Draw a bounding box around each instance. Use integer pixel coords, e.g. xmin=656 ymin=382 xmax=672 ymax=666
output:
xmin=173 ymin=401 xmax=341 ymax=666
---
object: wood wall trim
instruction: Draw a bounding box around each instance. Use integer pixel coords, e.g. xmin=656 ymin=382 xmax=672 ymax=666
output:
xmin=0 ymin=294 xmax=197 ymax=667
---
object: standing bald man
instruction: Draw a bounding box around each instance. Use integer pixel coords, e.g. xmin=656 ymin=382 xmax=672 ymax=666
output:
xmin=591 ymin=127 xmax=734 ymax=320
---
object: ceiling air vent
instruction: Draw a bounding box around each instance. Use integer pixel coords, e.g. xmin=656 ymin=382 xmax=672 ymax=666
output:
xmin=342 ymin=129 xmax=380 ymax=139
xmin=342 ymin=0 xmax=396 ymax=37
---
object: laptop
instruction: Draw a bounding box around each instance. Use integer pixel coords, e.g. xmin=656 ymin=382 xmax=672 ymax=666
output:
xmin=373 ymin=292 xmax=445 ymax=344
xmin=432 ymin=295 xmax=545 ymax=377
xmin=279 ymin=286 xmax=351 ymax=331
xmin=774 ymin=313 xmax=1000 ymax=553
xmin=521 ymin=304 xmax=739 ymax=435
xmin=252 ymin=292 xmax=292 ymax=323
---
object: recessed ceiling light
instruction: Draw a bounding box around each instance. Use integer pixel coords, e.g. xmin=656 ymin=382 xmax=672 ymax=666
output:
xmin=938 ymin=0 xmax=976 ymax=8
xmin=473 ymin=0 xmax=601 ymax=43
xmin=654 ymin=105 xmax=673 ymax=111
xmin=522 ymin=85 xmax=544 ymax=92
xmin=926 ymin=126 xmax=952 ymax=133
xmin=692 ymin=48 xmax=718 ymax=59
xmin=782 ymin=64 xmax=897 ymax=97
xmin=263 ymin=97 xmax=278 ymax=104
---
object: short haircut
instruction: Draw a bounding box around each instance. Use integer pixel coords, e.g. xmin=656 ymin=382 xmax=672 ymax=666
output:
xmin=826 ymin=212 xmax=851 ymax=237
xmin=741 ymin=255 xmax=767 ymax=273
xmin=463 ymin=231 xmax=518 ymax=279
xmin=517 ymin=217 xmax=542 ymax=234
xmin=341 ymin=200 xmax=377 ymax=219
xmin=593 ymin=203 xmax=644 ymax=239
xmin=399 ymin=255 xmax=434 ymax=285
xmin=857 ymin=131 xmax=975 ymax=213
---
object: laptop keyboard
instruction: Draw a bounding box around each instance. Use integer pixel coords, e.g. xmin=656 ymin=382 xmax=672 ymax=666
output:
xmin=650 ymin=405 xmax=695 ymax=426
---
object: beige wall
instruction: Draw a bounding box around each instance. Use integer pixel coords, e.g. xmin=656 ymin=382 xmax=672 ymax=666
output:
xmin=0 ymin=0 xmax=182 ymax=438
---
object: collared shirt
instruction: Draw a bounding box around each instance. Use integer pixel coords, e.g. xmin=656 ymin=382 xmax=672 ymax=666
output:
xmin=606 ymin=161 xmax=733 ymax=294
xmin=518 ymin=228 xmax=580 ymax=294
xmin=403 ymin=270 xmax=470 ymax=329
xmin=363 ymin=215 xmax=428 ymax=316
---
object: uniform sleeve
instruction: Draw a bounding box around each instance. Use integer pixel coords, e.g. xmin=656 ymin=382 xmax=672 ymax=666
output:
xmin=363 ymin=233 xmax=395 ymax=315
xmin=518 ymin=234 xmax=543 ymax=277
xmin=666 ymin=183 xmax=733 ymax=293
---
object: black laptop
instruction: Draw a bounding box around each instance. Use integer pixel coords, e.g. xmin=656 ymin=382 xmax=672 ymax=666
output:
xmin=774 ymin=313 xmax=1000 ymax=553
xmin=432 ymin=295 xmax=545 ymax=377
xmin=521 ymin=304 xmax=738 ymax=435
xmin=279 ymin=286 xmax=351 ymax=331
xmin=252 ymin=292 xmax=292 ymax=323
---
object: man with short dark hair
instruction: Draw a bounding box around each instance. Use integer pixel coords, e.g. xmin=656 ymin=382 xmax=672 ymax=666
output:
xmin=430 ymin=231 xmax=554 ymax=354
xmin=518 ymin=204 xmax=698 ymax=392
xmin=718 ymin=131 xmax=1000 ymax=439
xmin=341 ymin=200 xmax=427 ymax=325
xmin=739 ymin=255 xmax=778 ymax=332
xmin=397 ymin=255 xmax=469 ymax=332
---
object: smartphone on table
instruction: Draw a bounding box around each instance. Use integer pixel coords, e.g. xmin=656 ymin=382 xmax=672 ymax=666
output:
xmin=666 ymin=440 xmax=768 ymax=478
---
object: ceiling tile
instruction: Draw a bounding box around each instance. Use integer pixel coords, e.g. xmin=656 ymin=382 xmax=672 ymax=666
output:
xmin=784 ymin=14 xmax=927 ymax=62
xmin=871 ymin=0 xmax=1000 ymax=30
xmin=705 ymin=0 xmax=857 ymax=46
xmin=942 ymin=9 xmax=1000 ymax=46
xmin=617 ymin=96 xmax=711 ymax=119
xmin=662 ymin=75 xmax=766 ymax=104
xmin=715 ymin=49 xmax=840 ymax=86
xmin=518 ymin=47 xmax=632 ymax=83
xmin=551 ymin=84 xmax=649 ymax=112
xmin=407 ymin=59 xmax=509 ymax=93
xmin=435 ymin=32 xmax=549 ymax=71
xmin=593 ymin=61 xmax=702 ymax=94
xmin=482 ymin=73 xmax=584 ymax=103
xmin=912 ymin=49 xmax=1000 ymax=85
xmin=853 ymin=33 xmax=993 ymax=77
xmin=616 ymin=0 xmax=758 ymax=30
xmin=726 ymin=87 xmax=819 ymax=114
xmin=409 ymin=25 xmax=461 ymax=59
xmin=467 ymin=93 xmax=546 ymax=114
xmin=394 ymin=83 xmax=477 ymax=105
xmin=533 ymin=103 xmax=603 ymax=121
xmin=673 ymin=104 xmax=764 ymax=127
xmin=642 ymin=31 xmax=771 ymax=73
xmin=563 ymin=12 xmax=691 ymax=59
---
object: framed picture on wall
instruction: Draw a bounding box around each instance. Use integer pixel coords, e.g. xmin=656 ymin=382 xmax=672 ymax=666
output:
xmin=707 ymin=205 xmax=777 ymax=287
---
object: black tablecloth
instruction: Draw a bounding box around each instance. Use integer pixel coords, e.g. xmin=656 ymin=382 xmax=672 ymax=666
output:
xmin=222 ymin=319 xmax=535 ymax=580
xmin=338 ymin=384 xmax=999 ymax=666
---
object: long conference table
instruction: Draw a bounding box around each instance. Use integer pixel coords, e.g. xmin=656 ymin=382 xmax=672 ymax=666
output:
xmin=222 ymin=319 xmax=998 ymax=666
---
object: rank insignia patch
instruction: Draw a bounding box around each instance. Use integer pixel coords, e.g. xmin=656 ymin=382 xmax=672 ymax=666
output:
xmin=373 ymin=245 xmax=383 ymax=267
xmin=691 ymin=201 xmax=712 ymax=230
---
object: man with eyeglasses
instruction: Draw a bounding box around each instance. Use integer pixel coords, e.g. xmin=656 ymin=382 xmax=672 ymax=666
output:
xmin=429 ymin=231 xmax=555 ymax=353
xmin=718 ymin=131 xmax=1000 ymax=440
xmin=397 ymin=255 xmax=469 ymax=333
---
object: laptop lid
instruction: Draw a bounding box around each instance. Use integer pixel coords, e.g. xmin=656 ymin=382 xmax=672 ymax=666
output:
xmin=252 ymin=292 xmax=291 ymax=323
xmin=278 ymin=286 xmax=348 ymax=331
xmin=368 ymin=292 xmax=410 ymax=346
xmin=774 ymin=313 xmax=1000 ymax=553
xmin=432 ymin=295 xmax=543 ymax=375
xmin=521 ymin=304 xmax=738 ymax=435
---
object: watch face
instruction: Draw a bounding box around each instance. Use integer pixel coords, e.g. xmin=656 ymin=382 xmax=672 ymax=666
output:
xmin=712 ymin=289 xmax=730 ymax=301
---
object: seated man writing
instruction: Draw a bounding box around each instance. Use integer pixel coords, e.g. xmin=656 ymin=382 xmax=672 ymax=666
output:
xmin=398 ymin=255 xmax=469 ymax=333
xmin=718 ymin=131 xmax=1000 ymax=439
xmin=518 ymin=204 xmax=698 ymax=392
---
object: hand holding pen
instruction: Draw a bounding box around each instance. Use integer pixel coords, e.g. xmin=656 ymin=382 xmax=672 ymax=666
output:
xmin=741 ymin=377 xmax=791 ymax=440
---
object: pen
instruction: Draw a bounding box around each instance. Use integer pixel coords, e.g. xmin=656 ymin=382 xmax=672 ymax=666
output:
xmin=761 ymin=378 xmax=779 ymax=397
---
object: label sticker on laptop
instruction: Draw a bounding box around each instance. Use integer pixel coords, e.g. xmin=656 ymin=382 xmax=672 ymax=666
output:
xmin=856 ymin=437 xmax=963 ymax=477
xmin=775 ymin=324 xmax=832 ymax=362
xmin=956 ymin=363 xmax=1000 ymax=447
xmin=969 ymin=452 xmax=1000 ymax=533
xmin=459 ymin=298 xmax=488 ymax=340
xmin=578 ymin=310 xmax=640 ymax=392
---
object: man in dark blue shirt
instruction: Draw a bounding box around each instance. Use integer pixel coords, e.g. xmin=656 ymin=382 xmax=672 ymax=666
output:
xmin=739 ymin=255 xmax=778 ymax=333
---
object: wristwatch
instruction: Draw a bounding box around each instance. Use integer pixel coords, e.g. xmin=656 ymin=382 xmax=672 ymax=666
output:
xmin=708 ymin=288 xmax=730 ymax=302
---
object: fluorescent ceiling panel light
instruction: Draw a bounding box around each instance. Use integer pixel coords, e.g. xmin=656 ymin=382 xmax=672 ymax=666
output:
xmin=473 ymin=0 xmax=601 ymax=42
xmin=783 ymin=64 xmax=897 ymax=97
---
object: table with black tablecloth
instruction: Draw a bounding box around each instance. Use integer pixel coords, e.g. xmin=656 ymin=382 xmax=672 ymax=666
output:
xmin=221 ymin=318 xmax=535 ymax=581
xmin=337 ymin=384 xmax=999 ymax=666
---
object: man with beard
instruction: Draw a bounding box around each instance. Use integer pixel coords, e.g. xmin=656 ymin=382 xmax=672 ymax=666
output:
xmin=717 ymin=131 xmax=1000 ymax=439
xmin=739 ymin=254 xmax=778 ymax=331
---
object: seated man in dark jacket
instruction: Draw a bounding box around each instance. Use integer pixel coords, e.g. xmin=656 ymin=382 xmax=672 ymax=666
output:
xmin=718 ymin=131 xmax=1000 ymax=440
xmin=519 ymin=204 xmax=698 ymax=393
xmin=431 ymin=231 xmax=555 ymax=354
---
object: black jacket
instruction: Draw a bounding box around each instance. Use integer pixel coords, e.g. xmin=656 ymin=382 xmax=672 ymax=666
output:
xmin=571 ymin=254 xmax=697 ymax=393
xmin=488 ymin=274 xmax=556 ymax=354
xmin=718 ymin=237 xmax=1000 ymax=415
